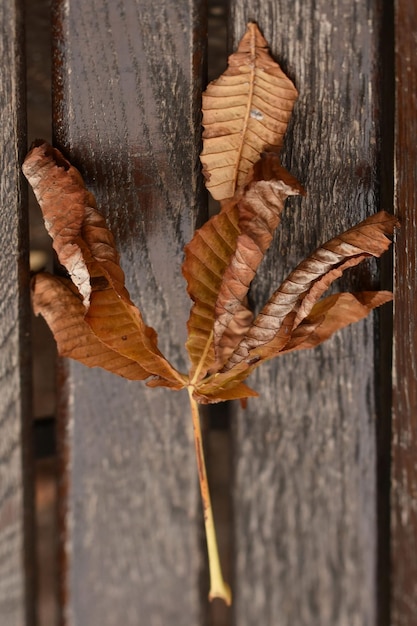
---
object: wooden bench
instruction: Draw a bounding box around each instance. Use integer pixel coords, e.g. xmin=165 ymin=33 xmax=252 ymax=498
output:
xmin=1 ymin=0 xmax=416 ymax=624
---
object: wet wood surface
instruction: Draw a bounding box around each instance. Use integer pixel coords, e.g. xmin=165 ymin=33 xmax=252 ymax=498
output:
xmin=52 ymin=1 xmax=207 ymax=624
xmin=0 ymin=1 xmax=35 ymax=625
xmin=391 ymin=1 xmax=417 ymax=624
xmin=228 ymin=2 xmax=389 ymax=625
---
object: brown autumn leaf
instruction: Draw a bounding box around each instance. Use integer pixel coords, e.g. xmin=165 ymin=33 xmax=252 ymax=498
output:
xmin=195 ymin=211 xmax=397 ymax=402
xmin=182 ymin=201 xmax=241 ymax=379
xmin=23 ymin=23 xmax=398 ymax=607
xmin=23 ymin=141 xmax=184 ymax=389
xmin=183 ymin=152 xmax=304 ymax=381
xmin=280 ymin=291 xmax=393 ymax=354
xmin=223 ymin=211 xmax=398 ymax=372
xmin=32 ymin=273 xmax=151 ymax=380
xmin=200 ymin=22 xmax=298 ymax=201
xmin=212 ymin=153 xmax=304 ymax=365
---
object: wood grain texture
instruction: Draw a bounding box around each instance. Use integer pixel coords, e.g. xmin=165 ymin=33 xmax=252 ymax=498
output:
xmin=51 ymin=1 xmax=207 ymax=624
xmin=391 ymin=1 xmax=417 ymax=624
xmin=0 ymin=1 xmax=35 ymax=625
xmin=228 ymin=2 xmax=386 ymax=625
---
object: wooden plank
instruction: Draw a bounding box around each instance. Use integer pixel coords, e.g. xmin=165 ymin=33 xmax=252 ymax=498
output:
xmin=228 ymin=2 xmax=387 ymax=624
xmin=391 ymin=1 xmax=417 ymax=624
xmin=51 ymin=1 xmax=207 ymax=624
xmin=0 ymin=1 xmax=36 ymax=625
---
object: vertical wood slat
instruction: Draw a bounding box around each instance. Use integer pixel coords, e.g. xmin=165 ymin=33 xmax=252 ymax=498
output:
xmin=228 ymin=2 xmax=386 ymax=625
xmin=392 ymin=1 xmax=417 ymax=624
xmin=0 ymin=1 xmax=35 ymax=625
xmin=51 ymin=1 xmax=207 ymax=624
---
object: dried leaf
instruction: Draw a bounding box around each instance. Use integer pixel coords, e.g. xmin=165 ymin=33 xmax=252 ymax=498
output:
xmin=22 ymin=141 xmax=95 ymax=306
xmin=23 ymin=142 xmax=183 ymax=388
xmin=196 ymin=313 xmax=295 ymax=400
xmin=213 ymin=153 xmax=304 ymax=364
xmin=24 ymin=23 xmax=399 ymax=608
xmin=81 ymin=206 xmax=182 ymax=385
xmin=32 ymin=273 xmax=151 ymax=380
xmin=213 ymin=302 xmax=253 ymax=368
xmin=280 ymin=291 xmax=394 ymax=353
xmin=182 ymin=203 xmax=240 ymax=379
xmin=200 ymin=22 xmax=298 ymax=201
xmin=223 ymin=211 xmax=398 ymax=371
xmin=183 ymin=153 xmax=304 ymax=380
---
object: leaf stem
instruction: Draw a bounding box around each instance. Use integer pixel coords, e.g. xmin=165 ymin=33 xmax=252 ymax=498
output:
xmin=187 ymin=386 xmax=232 ymax=605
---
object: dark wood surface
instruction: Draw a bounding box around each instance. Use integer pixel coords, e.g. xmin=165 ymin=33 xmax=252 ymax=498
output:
xmin=51 ymin=1 xmax=207 ymax=624
xmin=0 ymin=1 xmax=35 ymax=625
xmin=228 ymin=2 xmax=388 ymax=625
xmin=392 ymin=1 xmax=417 ymax=624
xmin=7 ymin=1 xmax=416 ymax=624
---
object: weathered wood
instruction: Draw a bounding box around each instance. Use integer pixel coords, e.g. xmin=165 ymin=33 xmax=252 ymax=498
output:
xmin=391 ymin=2 xmax=417 ymax=624
xmin=228 ymin=2 xmax=387 ymax=624
xmin=0 ymin=1 xmax=36 ymax=625
xmin=51 ymin=0 xmax=207 ymax=624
